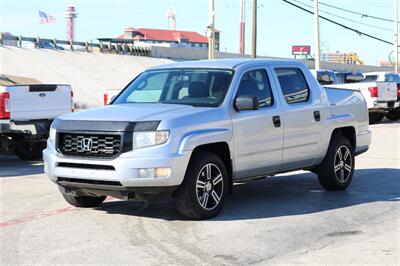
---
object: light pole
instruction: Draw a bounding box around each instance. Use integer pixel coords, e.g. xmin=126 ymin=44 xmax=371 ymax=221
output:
xmin=252 ymin=0 xmax=257 ymax=58
xmin=394 ymin=0 xmax=398 ymax=73
xmin=314 ymin=0 xmax=321 ymax=70
xmin=207 ymin=0 xmax=216 ymax=60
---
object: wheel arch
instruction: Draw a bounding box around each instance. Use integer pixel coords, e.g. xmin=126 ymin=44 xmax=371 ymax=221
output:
xmin=331 ymin=126 xmax=356 ymax=150
xmin=189 ymin=142 xmax=233 ymax=194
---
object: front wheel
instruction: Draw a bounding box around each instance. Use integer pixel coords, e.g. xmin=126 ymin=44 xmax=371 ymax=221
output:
xmin=317 ymin=134 xmax=355 ymax=191
xmin=176 ymin=152 xmax=228 ymax=219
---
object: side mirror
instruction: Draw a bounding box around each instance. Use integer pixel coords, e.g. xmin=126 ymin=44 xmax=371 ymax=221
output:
xmin=234 ymin=95 xmax=259 ymax=111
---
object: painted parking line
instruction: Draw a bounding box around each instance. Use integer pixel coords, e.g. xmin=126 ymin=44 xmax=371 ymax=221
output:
xmin=0 ymin=196 xmax=117 ymax=228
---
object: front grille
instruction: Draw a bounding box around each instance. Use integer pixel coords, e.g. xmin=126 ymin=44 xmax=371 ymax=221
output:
xmin=58 ymin=132 xmax=122 ymax=158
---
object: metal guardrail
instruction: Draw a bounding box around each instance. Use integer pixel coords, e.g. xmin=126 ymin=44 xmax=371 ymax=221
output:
xmin=0 ymin=33 xmax=151 ymax=56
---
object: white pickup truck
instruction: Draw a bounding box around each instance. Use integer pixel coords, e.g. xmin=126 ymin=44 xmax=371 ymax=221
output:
xmin=315 ymin=71 xmax=399 ymax=124
xmin=0 ymin=84 xmax=73 ymax=160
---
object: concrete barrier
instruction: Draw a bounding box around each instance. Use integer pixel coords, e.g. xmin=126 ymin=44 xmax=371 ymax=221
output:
xmin=0 ymin=47 xmax=173 ymax=107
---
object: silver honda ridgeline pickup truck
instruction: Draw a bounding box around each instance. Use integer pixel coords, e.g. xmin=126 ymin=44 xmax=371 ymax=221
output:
xmin=44 ymin=59 xmax=371 ymax=219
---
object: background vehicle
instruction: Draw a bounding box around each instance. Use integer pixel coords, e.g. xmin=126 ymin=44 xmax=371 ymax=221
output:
xmin=103 ymin=89 xmax=121 ymax=105
xmin=44 ymin=59 xmax=371 ymax=219
xmin=310 ymin=69 xmax=338 ymax=85
xmin=325 ymin=72 xmax=398 ymax=124
xmin=335 ymin=71 xmax=364 ymax=84
xmin=0 ymin=84 xmax=73 ymax=160
xmin=363 ymin=72 xmax=400 ymax=121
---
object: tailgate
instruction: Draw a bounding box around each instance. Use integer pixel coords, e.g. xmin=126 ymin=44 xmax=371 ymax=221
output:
xmin=377 ymin=82 xmax=397 ymax=101
xmin=8 ymin=84 xmax=72 ymax=120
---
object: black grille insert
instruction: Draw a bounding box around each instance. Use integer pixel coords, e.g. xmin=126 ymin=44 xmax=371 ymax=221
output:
xmin=58 ymin=162 xmax=115 ymax=170
xmin=57 ymin=177 xmax=123 ymax=187
xmin=58 ymin=132 xmax=122 ymax=158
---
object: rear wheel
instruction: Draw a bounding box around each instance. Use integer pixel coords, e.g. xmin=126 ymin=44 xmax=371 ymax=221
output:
xmin=176 ymin=152 xmax=228 ymax=219
xmin=59 ymin=186 xmax=106 ymax=207
xmin=385 ymin=108 xmax=400 ymax=121
xmin=14 ymin=141 xmax=45 ymax=161
xmin=317 ymin=134 xmax=354 ymax=191
xmin=369 ymin=112 xmax=384 ymax=124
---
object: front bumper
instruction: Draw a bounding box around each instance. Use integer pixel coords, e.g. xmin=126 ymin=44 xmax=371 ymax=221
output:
xmin=43 ymin=147 xmax=192 ymax=190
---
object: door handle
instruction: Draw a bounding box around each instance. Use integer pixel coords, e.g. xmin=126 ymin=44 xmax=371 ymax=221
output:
xmin=272 ymin=116 xmax=281 ymax=127
xmin=314 ymin=111 xmax=321 ymax=122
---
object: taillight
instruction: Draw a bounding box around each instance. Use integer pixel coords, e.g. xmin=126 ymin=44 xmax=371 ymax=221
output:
xmin=397 ymin=84 xmax=400 ymax=97
xmin=70 ymin=90 xmax=74 ymax=112
xmin=104 ymin=93 xmax=109 ymax=105
xmin=0 ymin=92 xmax=10 ymax=119
xmin=368 ymin=86 xmax=378 ymax=98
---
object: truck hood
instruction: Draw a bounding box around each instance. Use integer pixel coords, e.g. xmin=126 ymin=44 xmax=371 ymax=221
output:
xmin=59 ymin=103 xmax=206 ymax=122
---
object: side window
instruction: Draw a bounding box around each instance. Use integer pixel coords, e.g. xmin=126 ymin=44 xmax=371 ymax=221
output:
xmin=236 ymin=69 xmax=273 ymax=107
xmin=275 ymin=68 xmax=310 ymax=104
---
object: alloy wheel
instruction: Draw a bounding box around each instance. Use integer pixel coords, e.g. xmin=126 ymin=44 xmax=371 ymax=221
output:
xmin=195 ymin=163 xmax=224 ymax=210
xmin=334 ymin=145 xmax=352 ymax=183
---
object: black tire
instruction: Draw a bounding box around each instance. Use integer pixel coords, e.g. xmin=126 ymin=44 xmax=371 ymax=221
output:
xmin=369 ymin=112 xmax=384 ymax=124
xmin=59 ymin=186 xmax=106 ymax=207
xmin=176 ymin=151 xmax=228 ymax=219
xmin=385 ymin=108 xmax=400 ymax=121
xmin=14 ymin=141 xmax=45 ymax=161
xmin=317 ymin=133 xmax=355 ymax=191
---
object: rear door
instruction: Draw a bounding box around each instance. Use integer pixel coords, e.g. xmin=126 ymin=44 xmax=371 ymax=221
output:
xmin=8 ymin=84 xmax=72 ymax=120
xmin=272 ymin=67 xmax=324 ymax=170
xmin=231 ymin=68 xmax=283 ymax=178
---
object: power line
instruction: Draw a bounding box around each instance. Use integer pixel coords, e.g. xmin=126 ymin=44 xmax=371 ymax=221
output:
xmin=313 ymin=0 xmax=399 ymax=24
xmin=282 ymin=0 xmax=398 ymax=47
xmin=291 ymin=0 xmax=392 ymax=32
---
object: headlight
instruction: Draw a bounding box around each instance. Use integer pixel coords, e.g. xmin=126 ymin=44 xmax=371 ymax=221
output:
xmin=49 ymin=127 xmax=56 ymax=144
xmin=132 ymin=130 xmax=169 ymax=149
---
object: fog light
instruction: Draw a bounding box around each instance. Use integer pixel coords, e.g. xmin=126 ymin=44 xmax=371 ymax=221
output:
xmin=138 ymin=168 xmax=171 ymax=178
xmin=155 ymin=167 xmax=171 ymax=178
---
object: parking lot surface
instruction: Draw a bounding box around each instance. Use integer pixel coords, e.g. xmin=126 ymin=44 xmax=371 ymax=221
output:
xmin=1 ymin=122 xmax=399 ymax=265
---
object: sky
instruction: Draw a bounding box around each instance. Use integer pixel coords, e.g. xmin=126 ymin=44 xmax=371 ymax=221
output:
xmin=0 ymin=0 xmax=397 ymax=65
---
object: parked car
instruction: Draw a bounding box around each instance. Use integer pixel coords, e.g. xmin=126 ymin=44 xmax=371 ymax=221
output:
xmin=0 ymin=84 xmax=73 ymax=160
xmin=335 ymin=71 xmax=364 ymax=84
xmin=43 ymin=59 xmax=371 ymax=219
xmin=362 ymin=72 xmax=400 ymax=121
xmin=310 ymin=69 xmax=338 ymax=85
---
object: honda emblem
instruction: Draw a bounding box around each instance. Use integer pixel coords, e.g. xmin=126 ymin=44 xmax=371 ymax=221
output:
xmin=79 ymin=138 xmax=93 ymax=151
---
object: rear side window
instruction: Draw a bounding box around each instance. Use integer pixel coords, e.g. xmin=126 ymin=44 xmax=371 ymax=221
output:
xmin=385 ymin=74 xmax=400 ymax=84
xmin=275 ymin=68 xmax=310 ymax=104
xmin=236 ymin=69 xmax=274 ymax=107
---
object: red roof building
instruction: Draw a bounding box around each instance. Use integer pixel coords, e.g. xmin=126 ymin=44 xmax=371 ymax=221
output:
xmin=116 ymin=27 xmax=220 ymax=51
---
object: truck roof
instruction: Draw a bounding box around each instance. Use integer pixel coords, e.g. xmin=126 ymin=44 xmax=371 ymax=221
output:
xmin=148 ymin=58 xmax=305 ymax=70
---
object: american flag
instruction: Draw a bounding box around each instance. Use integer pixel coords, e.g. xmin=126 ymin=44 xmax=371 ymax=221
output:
xmin=38 ymin=11 xmax=57 ymax=24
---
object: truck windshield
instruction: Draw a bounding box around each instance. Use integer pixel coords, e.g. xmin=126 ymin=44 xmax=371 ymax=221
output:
xmin=113 ymin=68 xmax=234 ymax=107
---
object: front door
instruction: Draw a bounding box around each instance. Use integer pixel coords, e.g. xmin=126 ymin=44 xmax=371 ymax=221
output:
xmin=231 ymin=68 xmax=283 ymax=179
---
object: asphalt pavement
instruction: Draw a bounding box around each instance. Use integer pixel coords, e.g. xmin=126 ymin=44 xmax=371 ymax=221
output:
xmin=0 ymin=122 xmax=399 ymax=265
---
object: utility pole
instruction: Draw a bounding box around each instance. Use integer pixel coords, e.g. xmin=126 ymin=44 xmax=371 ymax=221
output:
xmin=207 ymin=0 xmax=215 ymax=60
xmin=240 ymin=0 xmax=246 ymax=54
xmin=394 ymin=0 xmax=398 ymax=73
xmin=314 ymin=0 xmax=321 ymax=70
xmin=252 ymin=0 xmax=257 ymax=58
